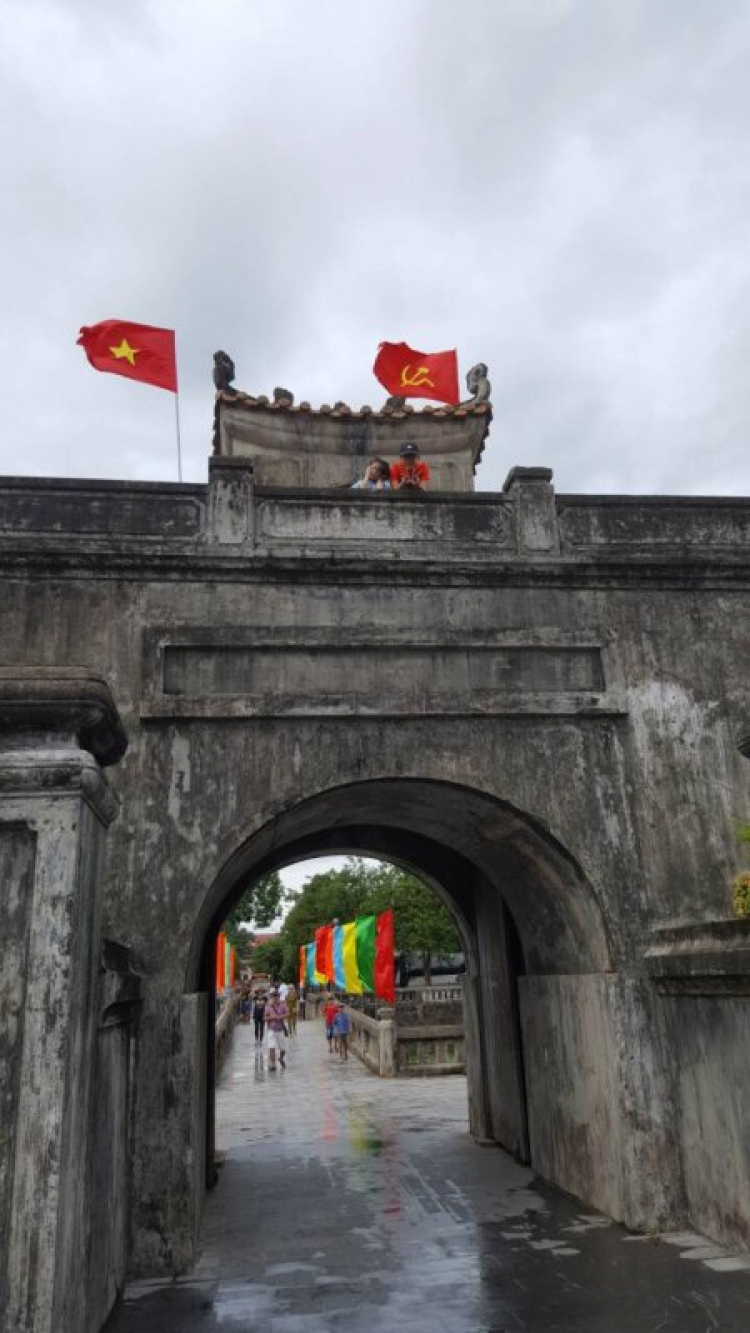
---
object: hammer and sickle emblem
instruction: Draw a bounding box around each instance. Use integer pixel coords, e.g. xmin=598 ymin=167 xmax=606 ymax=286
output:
xmin=400 ymin=363 xmax=435 ymax=389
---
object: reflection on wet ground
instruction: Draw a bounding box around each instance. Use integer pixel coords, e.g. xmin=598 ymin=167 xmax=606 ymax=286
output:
xmin=106 ymin=1018 xmax=750 ymax=1332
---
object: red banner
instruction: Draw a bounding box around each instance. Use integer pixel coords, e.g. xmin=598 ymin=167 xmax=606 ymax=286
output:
xmin=77 ymin=318 xmax=177 ymax=392
xmin=374 ymin=908 xmax=395 ymax=1004
xmin=315 ymin=925 xmax=334 ymax=982
xmin=373 ymin=341 xmax=459 ymax=405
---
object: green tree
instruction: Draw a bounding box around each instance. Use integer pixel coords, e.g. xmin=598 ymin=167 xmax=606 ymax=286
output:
xmin=250 ymin=939 xmax=284 ymax=979
xmin=278 ymin=859 xmax=459 ymax=986
xmin=390 ymin=879 xmax=459 ymax=984
xmin=222 ymin=871 xmax=284 ymax=948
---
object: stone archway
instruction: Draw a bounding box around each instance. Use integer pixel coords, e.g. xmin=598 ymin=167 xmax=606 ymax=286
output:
xmin=186 ymin=778 xmax=622 ymax=1246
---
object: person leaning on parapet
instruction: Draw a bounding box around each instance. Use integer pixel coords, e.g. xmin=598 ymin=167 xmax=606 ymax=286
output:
xmin=351 ymin=458 xmax=391 ymax=491
xmin=390 ymin=442 xmax=430 ymax=490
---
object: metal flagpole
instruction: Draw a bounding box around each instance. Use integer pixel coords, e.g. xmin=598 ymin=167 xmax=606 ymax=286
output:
xmin=174 ymin=390 xmax=183 ymax=482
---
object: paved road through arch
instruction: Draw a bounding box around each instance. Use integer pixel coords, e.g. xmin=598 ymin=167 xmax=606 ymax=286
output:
xmin=106 ymin=1018 xmax=750 ymax=1332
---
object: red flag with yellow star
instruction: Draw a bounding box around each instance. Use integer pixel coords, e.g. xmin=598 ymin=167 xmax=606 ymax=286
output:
xmin=77 ymin=319 xmax=177 ymax=392
xmin=373 ymin=340 xmax=459 ymax=405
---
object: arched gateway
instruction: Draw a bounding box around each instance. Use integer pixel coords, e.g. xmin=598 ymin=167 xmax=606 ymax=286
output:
xmin=1 ymin=383 xmax=750 ymax=1332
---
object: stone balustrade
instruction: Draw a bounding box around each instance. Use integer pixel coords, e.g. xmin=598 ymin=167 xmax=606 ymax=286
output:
xmin=215 ymin=990 xmax=241 ymax=1073
xmin=337 ymin=986 xmax=466 ymax=1078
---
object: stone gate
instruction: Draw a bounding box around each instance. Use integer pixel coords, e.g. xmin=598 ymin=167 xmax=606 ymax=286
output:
xmin=1 ymin=388 xmax=750 ymax=1331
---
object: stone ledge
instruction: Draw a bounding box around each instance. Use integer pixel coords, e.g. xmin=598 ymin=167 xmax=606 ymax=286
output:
xmin=397 ymin=1024 xmax=464 ymax=1040
xmin=0 ymin=748 xmax=120 ymax=825
xmin=0 ymin=668 xmax=127 ymax=765
xmin=646 ymin=920 xmax=750 ymax=997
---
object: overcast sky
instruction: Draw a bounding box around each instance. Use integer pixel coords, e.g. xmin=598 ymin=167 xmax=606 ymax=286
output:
xmin=1 ymin=0 xmax=748 ymax=496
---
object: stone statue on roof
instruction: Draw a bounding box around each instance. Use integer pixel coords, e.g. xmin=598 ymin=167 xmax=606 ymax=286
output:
xmin=383 ymin=394 xmax=407 ymax=412
xmin=465 ymin=362 xmax=491 ymax=405
xmin=213 ymin=351 xmax=236 ymax=393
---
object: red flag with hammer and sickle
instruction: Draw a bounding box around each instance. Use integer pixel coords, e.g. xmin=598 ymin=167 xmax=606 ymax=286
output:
xmin=373 ymin=341 xmax=459 ymax=405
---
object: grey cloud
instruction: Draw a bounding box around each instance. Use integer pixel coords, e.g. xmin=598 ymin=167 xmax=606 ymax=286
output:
xmin=0 ymin=0 xmax=748 ymax=493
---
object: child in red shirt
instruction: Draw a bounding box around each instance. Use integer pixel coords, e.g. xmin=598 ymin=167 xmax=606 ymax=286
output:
xmin=323 ymin=998 xmax=338 ymax=1053
xmin=390 ymin=442 xmax=430 ymax=489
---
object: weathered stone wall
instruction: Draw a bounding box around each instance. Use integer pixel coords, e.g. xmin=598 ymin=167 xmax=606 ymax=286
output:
xmin=1 ymin=466 xmax=750 ymax=1288
xmin=661 ymin=995 xmax=750 ymax=1251
xmin=0 ymin=679 xmax=134 ymax=1333
xmin=520 ymin=976 xmax=625 ymax=1221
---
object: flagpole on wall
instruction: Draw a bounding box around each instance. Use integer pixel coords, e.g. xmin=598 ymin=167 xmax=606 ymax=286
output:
xmin=174 ymin=391 xmax=183 ymax=482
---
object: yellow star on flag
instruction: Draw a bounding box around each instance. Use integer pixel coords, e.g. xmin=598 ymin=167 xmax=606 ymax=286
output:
xmin=109 ymin=338 xmax=139 ymax=365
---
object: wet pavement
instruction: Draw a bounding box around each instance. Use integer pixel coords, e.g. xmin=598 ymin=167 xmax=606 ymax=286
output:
xmin=106 ymin=1018 xmax=750 ymax=1332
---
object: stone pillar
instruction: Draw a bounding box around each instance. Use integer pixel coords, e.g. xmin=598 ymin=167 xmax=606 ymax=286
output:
xmin=0 ymin=670 xmax=126 ymax=1333
xmin=376 ymin=1006 xmax=396 ymax=1076
xmin=503 ymin=466 xmax=559 ymax=554
xmin=206 ymin=456 xmax=254 ymax=545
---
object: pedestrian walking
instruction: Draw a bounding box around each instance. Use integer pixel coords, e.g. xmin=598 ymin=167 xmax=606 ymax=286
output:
xmin=265 ymin=989 xmax=288 ymax=1071
xmin=323 ymin=997 xmax=338 ymax=1054
xmin=286 ymin=985 xmax=298 ymax=1035
xmin=253 ymin=990 xmax=266 ymax=1046
xmin=333 ymin=1003 xmax=351 ymax=1062
xmin=333 ymin=1002 xmax=351 ymax=1066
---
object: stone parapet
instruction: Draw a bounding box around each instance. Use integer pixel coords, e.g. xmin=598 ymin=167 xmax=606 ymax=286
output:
xmin=1 ymin=474 xmax=750 ymax=588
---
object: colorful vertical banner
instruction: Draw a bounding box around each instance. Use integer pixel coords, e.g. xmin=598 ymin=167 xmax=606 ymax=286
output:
xmin=216 ymin=931 xmax=225 ymax=990
xmin=229 ymin=945 xmax=236 ymax=987
xmin=225 ymin=937 xmax=231 ymax=991
xmin=315 ymin=924 xmax=334 ymax=982
xmin=333 ymin=925 xmax=345 ymax=990
xmin=342 ymin=921 xmax=363 ymax=993
xmin=355 ymin=915 xmax=377 ymax=992
xmin=306 ymin=942 xmax=316 ymax=985
xmin=299 ymin=945 xmax=306 ymax=988
xmin=303 ymin=909 xmax=395 ymax=1001
xmin=374 ymin=908 xmax=395 ymax=1003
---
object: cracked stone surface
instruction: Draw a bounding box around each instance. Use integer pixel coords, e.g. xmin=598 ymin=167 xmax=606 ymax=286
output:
xmin=105 ymin=1018 xmax=750 ymax=1332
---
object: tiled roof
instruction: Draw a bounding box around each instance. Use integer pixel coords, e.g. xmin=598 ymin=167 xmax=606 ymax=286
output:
xmin=215 ymin=389 xmax=492 ymax=423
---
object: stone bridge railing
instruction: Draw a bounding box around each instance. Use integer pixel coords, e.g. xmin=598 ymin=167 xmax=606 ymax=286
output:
xmin=215 ymin=989 xmax=241 ymax=1072
xmin=346 ymin=1005 xmax=397 ymax=1076
xmin=342 ymin=985 xmax=466 ymax=1077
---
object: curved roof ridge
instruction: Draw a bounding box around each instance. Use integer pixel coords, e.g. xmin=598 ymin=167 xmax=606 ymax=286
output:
xmin=215 ymin=389 xmax=492 ymax=421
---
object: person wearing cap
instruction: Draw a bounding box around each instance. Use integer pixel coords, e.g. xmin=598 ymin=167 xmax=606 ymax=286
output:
xmin=390 ymin=442 xmax=430 ymax=490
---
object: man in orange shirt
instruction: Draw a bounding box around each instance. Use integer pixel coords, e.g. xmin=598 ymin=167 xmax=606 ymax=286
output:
xmin=390 ymin=442 xmax=430 ymax=490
